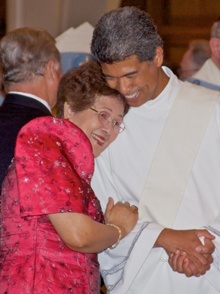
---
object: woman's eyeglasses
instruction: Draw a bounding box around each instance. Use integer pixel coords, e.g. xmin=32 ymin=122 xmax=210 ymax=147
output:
xmin=90 ymin=107 xmax=125 ymax=134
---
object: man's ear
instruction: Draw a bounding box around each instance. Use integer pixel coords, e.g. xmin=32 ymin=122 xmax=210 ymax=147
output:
xmin=210 ymin=38 xmax=220 ymax=55
xmin=64 ymin=102 xmax=74 ymax=119
xmin=45 ymin=60 xmax=56 ymax=80
xmin=154 ymin=47 xmax=164 ymax=67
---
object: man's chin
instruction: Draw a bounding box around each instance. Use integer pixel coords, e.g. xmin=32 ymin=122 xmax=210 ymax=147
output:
xmin=126 ymin=98 xmax=144 ymax=107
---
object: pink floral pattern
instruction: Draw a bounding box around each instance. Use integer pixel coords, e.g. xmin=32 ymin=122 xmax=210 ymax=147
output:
xmin=0 ymin=117 xmax=104 ymax=293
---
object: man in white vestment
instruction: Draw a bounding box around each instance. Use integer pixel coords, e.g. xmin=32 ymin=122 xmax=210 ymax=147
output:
xmin=91 ymin=7 xmax=220 ymax=294
xmin=188 ymin=20 xmax=220 ymax=91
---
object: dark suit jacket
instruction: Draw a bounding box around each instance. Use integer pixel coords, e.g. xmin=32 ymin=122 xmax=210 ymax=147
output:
xmin=0 ymin=93 xmax=52 ymax=188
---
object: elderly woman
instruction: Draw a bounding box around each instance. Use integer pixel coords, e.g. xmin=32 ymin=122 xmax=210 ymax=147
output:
xmin=0 ymin=61 xmax=138 ymax=293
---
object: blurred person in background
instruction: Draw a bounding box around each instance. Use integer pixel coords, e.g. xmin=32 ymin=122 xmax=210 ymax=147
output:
xmin=188 ymin=20 xmax=220 ymax=90
xmin=178 ymin=39 xmax=210 ymax=81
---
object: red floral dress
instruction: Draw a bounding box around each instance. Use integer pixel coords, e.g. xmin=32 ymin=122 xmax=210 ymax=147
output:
xmin=0 ymin=117 xmax=104 ymax=294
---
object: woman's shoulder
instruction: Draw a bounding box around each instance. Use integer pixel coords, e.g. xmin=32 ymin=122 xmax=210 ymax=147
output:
xmin=15 ymin=116 xmax=95 ymax=182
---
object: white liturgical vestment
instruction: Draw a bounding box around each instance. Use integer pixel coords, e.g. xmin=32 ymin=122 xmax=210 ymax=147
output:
xmin=188 ymin=58 xmax=220 ymax=91
xmin=193 ymin=58 xmax=220 ymax=87
xmin=92 ymin=67 xmax=220 ymax=294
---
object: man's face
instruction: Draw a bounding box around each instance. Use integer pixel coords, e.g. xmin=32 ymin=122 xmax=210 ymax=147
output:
xmin=101 ymin=52 xmax=165 ymax=107
xmin=210 ymin=37 xmax=220 ymax=69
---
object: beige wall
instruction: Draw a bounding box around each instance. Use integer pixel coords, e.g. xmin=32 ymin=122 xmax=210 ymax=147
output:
xmin=6 ymin=0 xmax=121 ymax=37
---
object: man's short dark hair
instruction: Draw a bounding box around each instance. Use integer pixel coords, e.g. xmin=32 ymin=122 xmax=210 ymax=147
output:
xmin=91 ymin=6 xmax=163 ymax=64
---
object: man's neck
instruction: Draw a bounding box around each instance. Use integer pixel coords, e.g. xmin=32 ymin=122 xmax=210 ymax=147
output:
xmin=7 ymin=79 xmax=52 ymax=108
xmin=8 ymin=91 xmax=52 ymax=112
xmin=211 ymin=56 xmax=220 ymax=70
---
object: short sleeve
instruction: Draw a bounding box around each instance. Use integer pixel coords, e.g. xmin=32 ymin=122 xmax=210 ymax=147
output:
xmin=15 ymin=116 xmax=94 ymax=217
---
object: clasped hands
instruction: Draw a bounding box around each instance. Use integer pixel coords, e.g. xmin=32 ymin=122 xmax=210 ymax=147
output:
xmin=105 ymin=199 xmax=215 ymax=278
xmin=157 ymin=228 xmax=215 ymax=277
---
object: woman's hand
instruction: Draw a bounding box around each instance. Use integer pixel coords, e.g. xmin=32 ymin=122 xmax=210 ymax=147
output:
xmin=104 ymin=197 xmax=138 ymax=238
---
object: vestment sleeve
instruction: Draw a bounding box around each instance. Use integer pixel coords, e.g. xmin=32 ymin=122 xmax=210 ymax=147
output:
xmin=204 ymin=217 xmax=220 ymax=271
xmin=207 ymin=100 xmax=220 ymax=270
xmin=99 ymin=221 xmax=164 ymax=293
xmin=92 ymin=150 xmax=123 ymax=211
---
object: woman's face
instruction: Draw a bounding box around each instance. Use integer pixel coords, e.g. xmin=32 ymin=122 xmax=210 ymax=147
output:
xmin=64 ymin=95 xmax=125 ymax=157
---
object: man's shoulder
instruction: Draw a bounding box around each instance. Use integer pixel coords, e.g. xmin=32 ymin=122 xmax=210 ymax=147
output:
xmin=1 ymin=93 xmax=51 ymax=114
xmin=182 ymin=81 xmax=220 ymax=97
xmin=186 ymin=78 xmax=220 ymax=91
xmin=5 ymin=93 xmax=38 ymax=103
xmin=174 ymin=82 xmax=220 ymax=115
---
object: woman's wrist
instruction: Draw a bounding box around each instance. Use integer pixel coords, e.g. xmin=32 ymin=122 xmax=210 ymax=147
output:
xmin=107 ymin=223 xmax=122 ymax=249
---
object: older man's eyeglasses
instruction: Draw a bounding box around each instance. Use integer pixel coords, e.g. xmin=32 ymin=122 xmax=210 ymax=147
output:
xmin=90 ymin=107 xmax=125 ymax=134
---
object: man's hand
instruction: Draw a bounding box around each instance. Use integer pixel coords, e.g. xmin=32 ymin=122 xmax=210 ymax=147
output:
xmin=155 ymin=228 xmax=215 ymax=277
